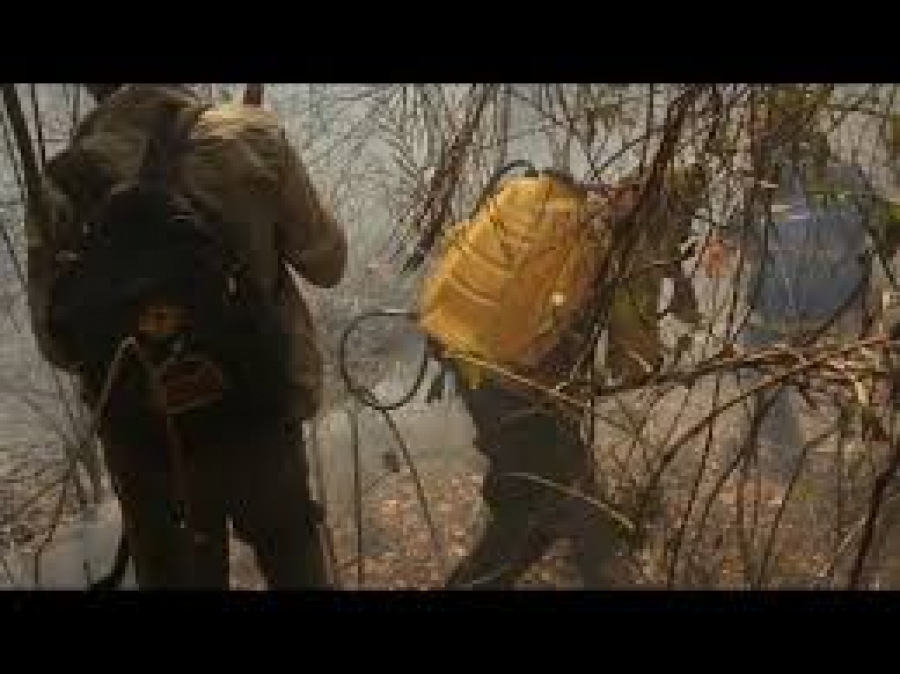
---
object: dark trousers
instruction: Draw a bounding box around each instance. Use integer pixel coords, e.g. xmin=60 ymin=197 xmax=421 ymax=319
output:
xmin=446 ymin=376 xmax=622 ymax=589
xmin=100 ymin=414 xmax=330 ymax=589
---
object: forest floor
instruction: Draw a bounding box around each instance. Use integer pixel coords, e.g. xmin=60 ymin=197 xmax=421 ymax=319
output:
xmin=5 ymin=292 xmax=900 ymax=590
xmin=4 ymin=383 xmax=900 ymax=591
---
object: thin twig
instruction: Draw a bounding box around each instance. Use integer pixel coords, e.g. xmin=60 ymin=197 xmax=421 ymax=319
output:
xmin=848 ymin=435 xmax=900 ymax=588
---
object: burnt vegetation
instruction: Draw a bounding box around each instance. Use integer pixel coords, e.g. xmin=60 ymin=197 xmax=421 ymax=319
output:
xmin=3 ymin=83 xmax=900 ymax=590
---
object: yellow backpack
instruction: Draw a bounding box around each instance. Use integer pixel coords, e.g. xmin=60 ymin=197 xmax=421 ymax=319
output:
xmin=417 ymin=164 xmax=609 ymax=387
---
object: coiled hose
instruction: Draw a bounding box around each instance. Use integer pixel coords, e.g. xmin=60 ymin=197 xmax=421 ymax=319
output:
xmin=338 ymin=309 xmax=431 ymax=412
xmin=337 ymin=308 xmax=448 ymax=586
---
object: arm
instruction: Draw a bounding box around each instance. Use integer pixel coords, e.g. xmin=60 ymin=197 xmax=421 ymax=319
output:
xmin=24 ymin=175 xmax=78 ymax=370
xmin=869 ymin=194 xmax=900 ymax=261
xmin=669 ymin=267 xmax=701 ymax=325
xmin=861 ymin=192 xmax=900 ymax=338
xmin=662 ymin=167 xmax=706 ymax=323
xmin=276 ymin=131 xmax=348 ymax=288
xmin=825 ymin=158 xmax=900 ymax=259
xmin=660 ymin=214 xmax=701 ymax=324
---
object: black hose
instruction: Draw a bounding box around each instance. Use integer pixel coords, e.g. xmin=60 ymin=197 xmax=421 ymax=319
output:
xmin=338 ymin=308 xmax=451 ymax=583
xmin=338 ymin=308 xmax=431 ymax=412
xmin=346 ymin=401 xmax=364 ymax=588
xmin=377 ymin=406 xmax=447 ymax=572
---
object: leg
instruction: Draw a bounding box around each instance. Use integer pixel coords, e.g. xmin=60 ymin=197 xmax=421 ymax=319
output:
xmin=445 ymin=502 xmax=558 ymax=589
xmin=179 ymin=443 xmax=230 ymax=589
xmin=729 ymin=324 xmax=790 ymax=475
xmin=448 ymin=466 xmax=617 ymax=590
xmin=100 ymin=420 xmax=229 ymax=589
xmin=757 ymin=385 xmax=805 ymax=481
xmin=448 ymin=377 xmax=591 ymax=589
xmin=563 ymin=476 xmax=625 ymax=589
xmin=226 ymin=420 xmax=330 ymax=589
xmin=516 ymin=412 xmax=624 ymax=589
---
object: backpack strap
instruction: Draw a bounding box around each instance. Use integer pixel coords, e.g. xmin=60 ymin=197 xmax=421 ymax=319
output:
xmin=68 ymin=101 xmax=212 ymax=244
xmin=138 ymin=102 xmax=211 ymax=192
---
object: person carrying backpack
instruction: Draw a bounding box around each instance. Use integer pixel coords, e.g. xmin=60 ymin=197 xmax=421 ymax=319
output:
xmin=417 ymin=161 xmax=706 ymax=589
xmin=24 ymin=84 xmax=347 ymax=589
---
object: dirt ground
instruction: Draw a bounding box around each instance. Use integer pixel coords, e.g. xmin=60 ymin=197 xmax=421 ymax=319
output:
xmin=230 ymin=459 xmax=629 ymax=591
xmin=4 ymin=289 xmax=900 ymax=590
xmin=4 ymin=395 xmax=900 ymax=591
